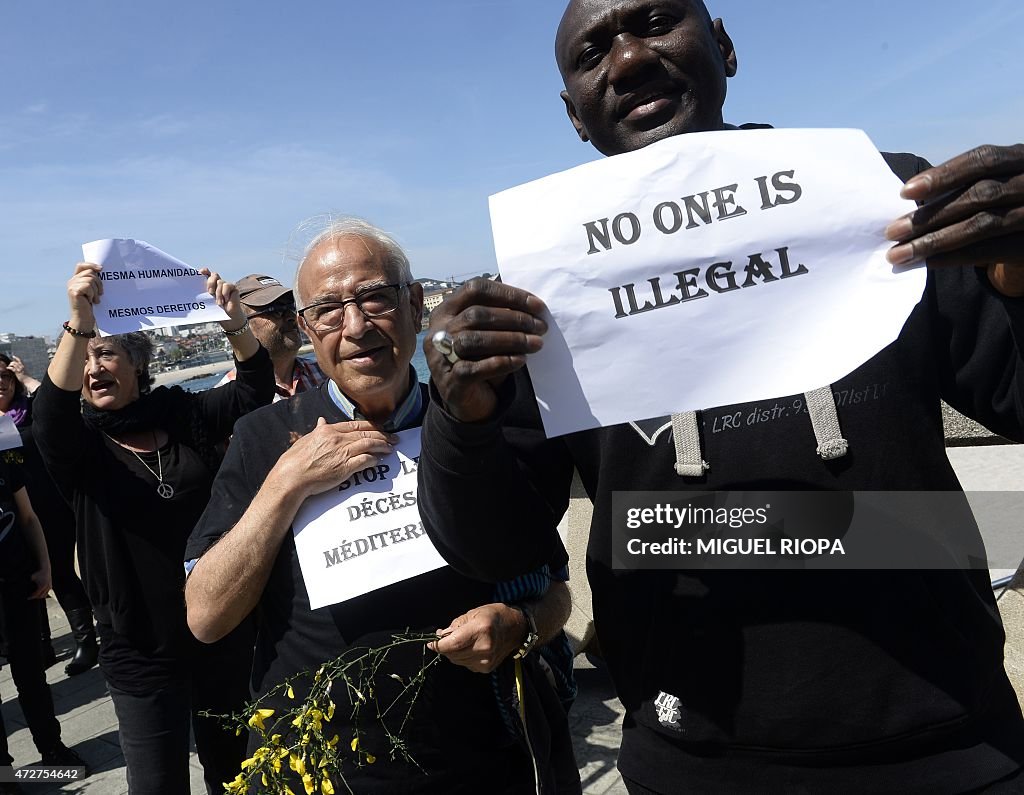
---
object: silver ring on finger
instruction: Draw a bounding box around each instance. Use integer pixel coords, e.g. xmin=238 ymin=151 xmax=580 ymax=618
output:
xmin=431 ymin=330 xmax=461 ymax=365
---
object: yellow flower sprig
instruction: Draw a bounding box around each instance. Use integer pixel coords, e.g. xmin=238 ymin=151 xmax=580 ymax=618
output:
xmin=205 ymin=632 xmax=442 ymax=794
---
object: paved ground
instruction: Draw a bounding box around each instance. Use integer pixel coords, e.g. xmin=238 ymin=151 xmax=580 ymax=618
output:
xmin=1 ymin=597 xmax=207 ymax=794
xmin=570 ymin=657 xmax=628 ymax=795
xmin=1 ymin=602 xmax=627 ymax=794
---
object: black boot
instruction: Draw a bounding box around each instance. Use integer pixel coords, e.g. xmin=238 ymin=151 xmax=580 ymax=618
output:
xmin=40 ymin=741 xmax=89 ymax=772
xmin=64 ymin=607 xmax=98 ymax=676
xmin=38 ymin=600 xmax=58 ymax=669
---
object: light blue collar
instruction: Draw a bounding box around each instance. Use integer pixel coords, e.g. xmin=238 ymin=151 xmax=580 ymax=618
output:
xmin=326 ymin=366 xmax=423 ymax=431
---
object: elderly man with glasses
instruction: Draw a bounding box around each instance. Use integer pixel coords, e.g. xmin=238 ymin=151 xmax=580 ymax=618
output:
xmin=183 ymin=217 xmax=578 ymax=794
xmin=216 ymin=273 xmax=326 ymax=400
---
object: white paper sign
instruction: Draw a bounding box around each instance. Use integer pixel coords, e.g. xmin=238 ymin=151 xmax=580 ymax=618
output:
xmin=489 ymin=128 xmax=925 ymax=438
xmin=82 ymin=239 xmax=230 ymax=336
xmin=291 ymin=428 xmax=446 ymax=609
xmin=0 ymin=414 xmax=22 ymax=451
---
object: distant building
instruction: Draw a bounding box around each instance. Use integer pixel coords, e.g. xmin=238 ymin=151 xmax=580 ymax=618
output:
xmin=156 ymin=340 xmax=181 ymax=356
xmin=176 ymin=322 xmax=222 ymax=338
xmin=417 ymin=275 xmax=497 ymax=316
xmin=423 ymin=288 xmax=454 ymax=314
xmin=415 ymin=278 xmax=452 ymax=292
xmin=0 ymin=335 xmax=50 ymax=377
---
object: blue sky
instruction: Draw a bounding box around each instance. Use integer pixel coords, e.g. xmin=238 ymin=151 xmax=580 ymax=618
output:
xmin=2 ymin=0 xmax=1021 ymax=337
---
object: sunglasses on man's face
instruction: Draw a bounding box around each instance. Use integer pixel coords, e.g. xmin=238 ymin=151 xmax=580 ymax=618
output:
xmin=246 ymin=301 xmax=297 ymax=320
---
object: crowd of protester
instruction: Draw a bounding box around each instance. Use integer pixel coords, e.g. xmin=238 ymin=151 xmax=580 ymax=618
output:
xmin=1 ymin=225 xmax=579 ymax=794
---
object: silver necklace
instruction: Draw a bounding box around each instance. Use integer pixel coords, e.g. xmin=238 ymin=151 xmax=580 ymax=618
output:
xmin=108 ymin=431 xmax=174 ymax=499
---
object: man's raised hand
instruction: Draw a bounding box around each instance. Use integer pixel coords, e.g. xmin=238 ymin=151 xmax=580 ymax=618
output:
xmin=886 ymin=143 xmax=1024 ymax=296
xmin=424 ymin=278 xmax=547 ymax=423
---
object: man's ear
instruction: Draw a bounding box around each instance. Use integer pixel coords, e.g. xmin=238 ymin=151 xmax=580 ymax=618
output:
xmin=561 ymin=90 xmax=590 ymax=143
xmin=713 ymin=19 xmax=738 ymax=78
xmin=408 ymin=282 xmax=424 ymax=329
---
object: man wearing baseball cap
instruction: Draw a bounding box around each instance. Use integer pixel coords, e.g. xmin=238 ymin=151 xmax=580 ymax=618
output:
xmin=219 ymin=274 xmax=326 ymax=400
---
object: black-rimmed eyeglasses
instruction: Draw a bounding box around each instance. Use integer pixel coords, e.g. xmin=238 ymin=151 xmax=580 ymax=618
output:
xmin=297 ymin=283 xmax=409 ymax=332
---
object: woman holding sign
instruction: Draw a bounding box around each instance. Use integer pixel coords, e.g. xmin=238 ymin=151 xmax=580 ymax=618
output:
xmin=32 ymin=262 xmax=275 ymax=795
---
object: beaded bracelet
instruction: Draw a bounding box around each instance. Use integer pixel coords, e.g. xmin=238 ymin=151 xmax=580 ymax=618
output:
xmin=223 ymin=318 xmax=250 ymax=337
xmin=62 ymin=320 xmax=97 ymax=338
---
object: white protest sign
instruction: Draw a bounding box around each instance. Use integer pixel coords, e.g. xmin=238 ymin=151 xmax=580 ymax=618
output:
xmin=0 ymin=415 xmax=22 ymax=452
xmin=292 ymin=428 xmax=446 ymax=609
xmin=82 ymin=239 xmax=230 ymax=336
xmin=489 ymin=128 xmax=925 ymax=438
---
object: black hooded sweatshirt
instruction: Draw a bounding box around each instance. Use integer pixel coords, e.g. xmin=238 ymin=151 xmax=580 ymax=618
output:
xmin=418 ymin=151 xmax=1024 ymax=794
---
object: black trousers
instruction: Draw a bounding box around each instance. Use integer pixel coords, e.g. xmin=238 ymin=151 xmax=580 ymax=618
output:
xmin=104 ymin=620 xmax=253 ymax=795
xmin=107 ymin=672 xmax=250 ymax=795
xmin=192 ymin=620 xmax=254 ymax=795
xmin=0 ymin=579 xmax=61 ymax=765
xmin=108 ymin=680 xmax=192 ymax=795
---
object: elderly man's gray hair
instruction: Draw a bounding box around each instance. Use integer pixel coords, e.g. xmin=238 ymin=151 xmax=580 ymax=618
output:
xmin=292 ymin=216 xmax=413 ymax=308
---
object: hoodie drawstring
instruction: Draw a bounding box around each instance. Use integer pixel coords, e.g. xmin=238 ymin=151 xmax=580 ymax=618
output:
xmin=668 ymin=387 xmax=848 ymax=477
xmin=804 ymin=386 xmax=849 ymax=461
xmin=670 ymin=411 xmax=709 ymax=477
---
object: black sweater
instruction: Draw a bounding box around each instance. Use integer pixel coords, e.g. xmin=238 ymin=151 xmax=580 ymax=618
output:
xmin=32 ymin=347 xmax=274 ymax=686
xmin=185 ymin=384 xmax=536 ymax=794
xmin=419 ymin=152 xmax=1024 ymax=793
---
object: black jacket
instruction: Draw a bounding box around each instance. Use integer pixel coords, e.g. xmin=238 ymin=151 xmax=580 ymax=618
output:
xmin=419 ymin=150 xmax=1024 ymax=793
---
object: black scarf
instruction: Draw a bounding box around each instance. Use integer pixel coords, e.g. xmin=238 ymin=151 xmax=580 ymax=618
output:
xmin=82 ymin=387 xmax=220 ymax=473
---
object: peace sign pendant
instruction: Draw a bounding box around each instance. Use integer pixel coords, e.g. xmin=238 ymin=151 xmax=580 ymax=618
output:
xmin=157 ymin=483 xmax=175 ymax=499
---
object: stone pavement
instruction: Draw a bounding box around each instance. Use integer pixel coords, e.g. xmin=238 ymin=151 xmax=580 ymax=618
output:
xmin=1 ymin=600 xmax=627 ymax=794
xmin=1 ymin=598 xmax=226 ymax=794
xmin=570 ymin=657 xmax=628 ymax=795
